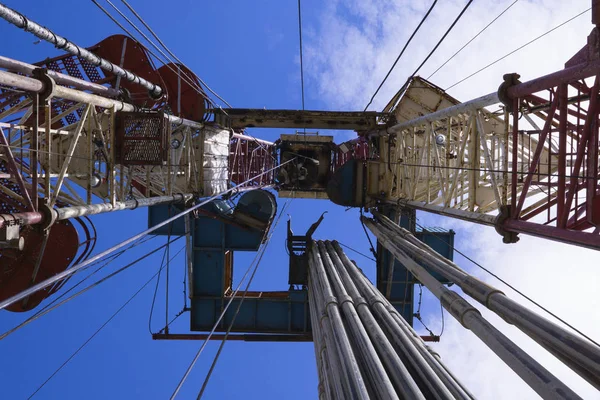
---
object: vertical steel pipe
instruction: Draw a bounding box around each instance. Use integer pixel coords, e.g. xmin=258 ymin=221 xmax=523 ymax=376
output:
xmin=331 ymin=242 xmax=472 ymax=400
xmin=373 ymin=211 xmax=600 ymax=390
xmin=364 ymin=217 xmax=582 ymax=400
xmin=309 ymin=248 xmax=369 ymax=399
xmin=324 ymin=241 xmax=425 ymax=399
xmin=317 ymin=241 xmax=399 ymax=400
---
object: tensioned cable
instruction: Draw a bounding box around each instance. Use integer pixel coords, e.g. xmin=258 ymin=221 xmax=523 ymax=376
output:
xmin=195 ymin=200 xmax=291 ymax=399
xmin=392 ymin=0 xmax=474 ymax=104
xmin=0 ymin=158 xmax=296 ymax=311
xmin=297 ymin=0 xmax=306 ymax=121
xmin=427 ymin=0 xmax=519 ymax=80
xmin=412 ymin=220 xmax=600 ymax=348
xmin=0 ymin=234 xmax=161 ymax=340
xmin=337 ymin=241 xmax=376 ymax=262
xmin=119 ymin=0 xmax=232 ymax=108
xmin=445 ymin=6 xmax=591 ymax=91
xmin=363 ymin=0 xmax=438 ymax=111
xmin=90 ymin=0 xmax=214 ymax=110
xmin=27 ymin=244 xmax=185 ymax=399
xmin=169 ymin=200 xmax=291 ymax=399
xmin=0 ymin=238 xmax=179 ymax=339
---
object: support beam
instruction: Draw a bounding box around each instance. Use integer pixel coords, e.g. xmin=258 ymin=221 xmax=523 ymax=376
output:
xmin=215 ymin=108 xmax=385 ymax=130
xmin=0 ymin=3 xmax=162 ymax=98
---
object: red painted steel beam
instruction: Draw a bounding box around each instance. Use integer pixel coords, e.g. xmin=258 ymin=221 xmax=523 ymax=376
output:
xmin=503 ymin=219 xmax=600 ymax=250
xmin=507 ymin=58 xmax=600 ymax=99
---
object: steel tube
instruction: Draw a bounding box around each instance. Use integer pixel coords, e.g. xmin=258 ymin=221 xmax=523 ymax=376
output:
xmin=0 ymin=69 xmax=203 ymax=129
xmin=317 ymin=242 xmax=399 ymax=400
xmin=54 ymin=194 xmax=192 ymax=221
xmin=308 ymin=273 xmax=337 ymax=400
xmin=373 ymin=211 xmax=600 ymax=389
xmin=0 ymin=55 xmax=119 ymax=97
xmin=365 ymin=218 xmax=582 ymax=400
xmin=372 ymin=92 xmax=499 ymax=137
xmin=332 ymin=242 xmax=470 ymax=400
xmin=309 ymin=246 xmax=370 ymax=399
xmin=0 ymin=3 xmax=162 ymax=98
xmin=389 ymin=199 xmax=498 ymax=226
xmin=508 ymin=58 xmax=600 ymax=99
xmin=324 ymin=241 xmax=425 ymax=399
xmin=309 ymin=250 xmax=355 ymax=400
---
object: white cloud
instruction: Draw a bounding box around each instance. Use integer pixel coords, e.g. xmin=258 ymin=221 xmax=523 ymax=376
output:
xmin=304 ymin=0 xmax=600 ymax=398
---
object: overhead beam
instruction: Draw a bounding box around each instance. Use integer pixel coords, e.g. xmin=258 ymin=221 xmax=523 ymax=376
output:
xmin=215 ymin=108 xmax=386 ymax=130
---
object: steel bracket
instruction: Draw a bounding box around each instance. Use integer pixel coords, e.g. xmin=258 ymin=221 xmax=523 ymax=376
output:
xmin=495 ymin=205 xmax=520 ymax=244
xmin=497 ymin=73 xmax=521 ymax=112
xmin=32 ymin=68 xmax=56 ymax=100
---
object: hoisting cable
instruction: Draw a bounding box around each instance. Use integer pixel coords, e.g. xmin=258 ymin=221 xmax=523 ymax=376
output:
xmin=90 ymin=0 xmax=211 ymax=107
xmin=359 ymin=209 xmax=378 ymax=261
xmin=337 ymin=242 xmax=376 ymax=262
xmin=0 ymin=237 xmax=182 ymax=341
xmin=118 ymin=0 xmax=232 ymax=108
xmin=27 ymin=244 xmax=186 ymax=399
xmin=148 ymin=216 xmax=174 ymax=334
xmin=297 ymin=0 xmax=306 ymax=132
xmin=170 ymin=200 xmax=290 ymax=399
xmin=445 ymin=5 xmax=591 ymax=91
xmin=413 ymin=220 xmax=600 ymax=348
xmin=0 ymin=234 xmax=158 ymax=340
xmin=363 ymin=0 xmax=438 ymax=111
xmin=393 ymin=0 xmax=474 ymax=101
xmin=427 ymin=0 xmax=519 ymax=80
xmin=0 ymin=159 xmax=295 ymax=312
xmin=195 ymin=200 xmax=291 ymax=399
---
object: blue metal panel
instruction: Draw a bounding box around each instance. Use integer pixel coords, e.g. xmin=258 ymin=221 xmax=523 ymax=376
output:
xmin=192 ymin=251 xmax=226 ymax=296
xmin=147 ymin=204 xmax=186 ymax=235
xmin=375 ymin=208 xmax=457 ymax=327
xmin=190 ymin=292 xmax=310 ymax=334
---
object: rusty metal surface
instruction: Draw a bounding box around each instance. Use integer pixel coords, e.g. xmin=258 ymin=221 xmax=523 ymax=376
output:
xmin=0 ymin=220 xmax=79 ymax=312
xmin=215 ymin=108 xmax=385 ymax=130
xmin=115 ymin=111 xmax=168 ymax=165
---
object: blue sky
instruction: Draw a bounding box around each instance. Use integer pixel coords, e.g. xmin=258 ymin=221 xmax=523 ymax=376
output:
xmin=1 ymin=0 xmax=600 ymax=399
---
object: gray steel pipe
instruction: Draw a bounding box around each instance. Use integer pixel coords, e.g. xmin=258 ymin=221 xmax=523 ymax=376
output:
xmin=364 ymin=217 xmax=582 ymax=400
xmin=331 ymin=242 xmax=471 ymax=400
xmin=309 ymin=247 xmax=370 ymax=399
xmin=317 ymin=242 xmax=399 ymax=400
xmin=373 ymin=211 xmax=600 ymax=389
xmin=54 ymin=194 xmax=193 ymax=221
xmin=0 ymin=3 xmax=163 ymax=98
xmin=0 ymin=69 xmax=203 ymax=129
xmin=323 ymin=241 xmax=425 ymax=399
xmin=308 ymin=280 xmax=334 ymax=400
xmin=372 ymin=92 xmax=499 ymax=137
xmin=0 ymin=55 xmax=120 ymax=98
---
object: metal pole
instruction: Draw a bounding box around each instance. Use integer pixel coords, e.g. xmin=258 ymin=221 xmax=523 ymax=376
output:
xmin=0 ymin=159 xmax=291 ymax=311
xmin=0 ymin=194 xmax=193 ymax=229
xmin=0 ymin=3 xmax=163 ymax=98
xmin=309 ymin=250 xmax=354 ymax=400
xmin=316 ymin=241 xmax=399 ymax=400
xmin=0 ymin=56 xmax=120 ymax=98
xmin=373 ymin=211 xmax=600 ymax=389
xmin=309 ymin=245 xmax=370 ymax=399
xmin=364 ymin=217 xmax=582 ymax=400
xmin=0 ymin=69 xmax=202 ymax=129
xmin=323 ymin=241 xmax=425 ymax=399
xmin=331 ymin=241 xmax=470 ymax=400
xmin=371 ymin=92 xmax=500 ymax=137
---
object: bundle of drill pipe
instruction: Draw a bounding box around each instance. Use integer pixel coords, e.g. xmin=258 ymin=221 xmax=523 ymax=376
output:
xmin=362 ymin=212 xmax=596 ymax=399
xmin=308 ymin=240 xmax=474 ymax=400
